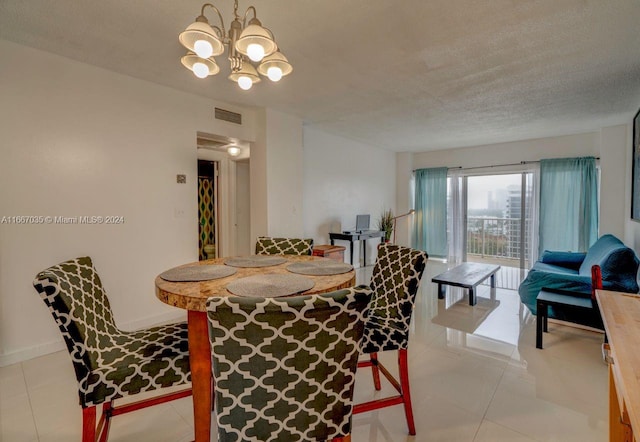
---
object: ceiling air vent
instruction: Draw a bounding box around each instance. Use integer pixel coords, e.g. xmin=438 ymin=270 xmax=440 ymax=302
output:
xmin=215 ymin=107 xmax=242 ymax=125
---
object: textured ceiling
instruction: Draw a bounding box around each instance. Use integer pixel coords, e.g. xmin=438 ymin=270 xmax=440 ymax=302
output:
xmin=2 ymin=0 xmax=640 ymax=152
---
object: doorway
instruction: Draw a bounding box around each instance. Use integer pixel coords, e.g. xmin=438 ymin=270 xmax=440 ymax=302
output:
xmin=197 ymin=133 xmax=251 ymax=258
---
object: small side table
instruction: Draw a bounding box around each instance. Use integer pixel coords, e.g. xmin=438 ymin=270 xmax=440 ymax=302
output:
xmin=536 ymin=289 xmax=594 ymax=349
xmin=312 ymin=245 xmax=346 ymax=262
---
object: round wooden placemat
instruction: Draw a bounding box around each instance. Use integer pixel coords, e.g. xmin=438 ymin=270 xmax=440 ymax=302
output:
xmin=226 ymin=274 xmax=315 ymax=298
xmin=159 ymin=265 xmax=237 ymax=282
xmin=224 ymin=256 xmax=287 ymax=268
xmin=286 ymin=261 xmax=353 ymax=276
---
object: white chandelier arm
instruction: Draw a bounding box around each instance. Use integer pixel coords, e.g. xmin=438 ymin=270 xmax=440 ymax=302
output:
xmin=239 ymin=4 xmax=276 ymax=42
xmin=200 ymin=3 xmax=227 ymax=38
xmin=241 ymin=5 xmax=258 ymax=27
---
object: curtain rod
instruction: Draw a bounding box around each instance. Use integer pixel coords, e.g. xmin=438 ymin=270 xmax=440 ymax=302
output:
xmin=412 ymin=157 xmax=600 ymax=172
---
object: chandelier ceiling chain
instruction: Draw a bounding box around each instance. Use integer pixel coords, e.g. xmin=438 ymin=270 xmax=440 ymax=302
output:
xmin=179 ymin=0 xmax=292 ymax=90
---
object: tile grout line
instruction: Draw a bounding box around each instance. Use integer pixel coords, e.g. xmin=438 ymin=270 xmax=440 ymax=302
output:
xmin=21 ymin=361 xmax=41 ymax=442
xmin=471 ymin=361 xmax=508 ymax=441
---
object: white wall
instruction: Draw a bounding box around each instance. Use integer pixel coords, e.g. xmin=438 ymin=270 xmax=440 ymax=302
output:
xmin=0 ymin=40 xmax=258 ymax=365
xmin=600 ymin=125 xmax=628 ymax=240
xmin=265 ymin=110 xmax=304 ymax=237
xmin=411 ymin=132 xmax=600 ymax=169
xmin=400 ymin=128 xmax=630 ymax=248
xmin=303 ymin=126 xmax=396 ymax=266
xmin=235 ymin=161 xmax=251 ymax=255
xmin=250 ymin=109 xmax=304 ymax=243
xmin=395 ymin=152 xmax=414 ymax=247
xmin=624 ymin=122 xmax=640 ymax=251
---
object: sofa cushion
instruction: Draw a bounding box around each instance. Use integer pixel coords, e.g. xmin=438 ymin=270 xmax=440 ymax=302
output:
xmin=579 ymin=234 xmax=625 ymax=275
xmin=539 ymin=251 xmax=586 ymax=270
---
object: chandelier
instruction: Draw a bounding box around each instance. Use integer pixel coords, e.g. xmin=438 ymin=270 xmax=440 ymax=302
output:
xmin=179 ymin=1 xmax=293 ymax=90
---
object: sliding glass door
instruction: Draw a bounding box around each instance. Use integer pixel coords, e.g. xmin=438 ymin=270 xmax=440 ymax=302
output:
xmin=448 ymin=172 xmax=534 ymax=270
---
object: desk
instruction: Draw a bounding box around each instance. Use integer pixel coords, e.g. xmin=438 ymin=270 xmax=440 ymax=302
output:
xmin=155 ymin=255 xmax=356 ymax=442
xmin=329 ymin=230 xmax=384 ymax=266
xmin=596 ymin=289 xmax=640 ymax=441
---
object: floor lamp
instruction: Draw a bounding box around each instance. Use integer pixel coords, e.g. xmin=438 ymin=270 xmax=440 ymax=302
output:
xmin=392 ymin=209 xmax=415 ymax=243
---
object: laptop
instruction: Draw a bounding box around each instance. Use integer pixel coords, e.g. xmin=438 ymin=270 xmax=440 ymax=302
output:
xmin=355 ymin=214 xmax=370 ymax=233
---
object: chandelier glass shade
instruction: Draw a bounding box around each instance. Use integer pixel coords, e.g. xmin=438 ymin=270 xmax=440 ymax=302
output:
xmin=179 ymin=1 xmax=292 ymax=90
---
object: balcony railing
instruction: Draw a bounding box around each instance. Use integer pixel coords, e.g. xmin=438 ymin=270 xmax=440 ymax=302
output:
xmin=466 ymin=217 xmax=530 ymax=266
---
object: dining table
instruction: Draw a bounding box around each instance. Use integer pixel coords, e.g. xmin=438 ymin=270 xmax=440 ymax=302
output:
xmin=155 ymin=254 xmax=356 ymax=442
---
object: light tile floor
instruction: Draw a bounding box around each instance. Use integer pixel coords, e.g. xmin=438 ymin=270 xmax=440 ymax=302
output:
xmin=1 ymin=261 xmax=608 ymax=441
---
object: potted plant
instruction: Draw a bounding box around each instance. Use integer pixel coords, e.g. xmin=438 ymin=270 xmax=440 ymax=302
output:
xmin=377 ymin=209 xmax=394 ymax=242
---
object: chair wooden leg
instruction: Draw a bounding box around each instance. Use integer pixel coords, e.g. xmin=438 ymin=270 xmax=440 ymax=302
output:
xmin=370 ymin=352 xmax=381 ymax=391
xmin=98 ymin=402 xmax=112 ymax=442
xmin=398 ymin=349 xmax=416 ymax=435
xmin=82 ymin=406 xmax=97 ymax=442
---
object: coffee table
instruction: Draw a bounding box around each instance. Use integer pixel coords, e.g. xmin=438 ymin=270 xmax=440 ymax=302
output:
xmin=432 ymin=262 xmax=500 ymax=306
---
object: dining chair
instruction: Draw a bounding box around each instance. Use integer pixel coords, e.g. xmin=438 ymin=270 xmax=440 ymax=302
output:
xmin=33 ymin=257 xmax=192 ymax=442
xmin=353 ymin=243 xmax=428 ymax=436
xmin=206 ymin=287 xmax=372 ymax=442
xmin=255 ymin=236 xmax=314 ymax=255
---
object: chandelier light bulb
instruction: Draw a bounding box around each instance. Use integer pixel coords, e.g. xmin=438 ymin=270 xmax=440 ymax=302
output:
xmin=246 ymin=43 xmax=265 ymax=62
xmin=193 ymin=40 xmax=214 ymax=59
xmin=237 ymin=76 xmax=253 ymax=90
xmin=192 ymin=62 xmax=210 ymax=79
xmin=267 ymin=66 xmax=283 ymax=82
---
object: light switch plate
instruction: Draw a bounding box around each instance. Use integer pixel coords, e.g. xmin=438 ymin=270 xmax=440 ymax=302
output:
xmin=177 ymin=174 xmax=186 ymax=184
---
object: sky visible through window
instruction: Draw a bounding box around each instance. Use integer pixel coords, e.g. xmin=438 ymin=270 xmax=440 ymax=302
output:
xmin=467 ymin=174 xmax=522 ymax=210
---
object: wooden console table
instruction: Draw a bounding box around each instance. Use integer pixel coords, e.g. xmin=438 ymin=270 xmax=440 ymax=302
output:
xmin=596 ymin=289 xmax=640 ymax=441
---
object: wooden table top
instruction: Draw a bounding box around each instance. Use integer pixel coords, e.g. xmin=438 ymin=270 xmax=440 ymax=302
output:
xmin=596 ymin=289 xmax=640 ymax=434
xmin=155 ymin=255 xmax=356 ymax=311
xmin=431 ymin=262 xmax=500 ymax=288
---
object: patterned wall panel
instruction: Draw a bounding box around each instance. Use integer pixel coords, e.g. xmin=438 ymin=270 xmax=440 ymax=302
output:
xmin=198 ymin=176 xmax=216 ymax=260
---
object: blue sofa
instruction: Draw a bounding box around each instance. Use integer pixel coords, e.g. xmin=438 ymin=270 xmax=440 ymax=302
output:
xmin=518 ymin=234 xmax=639 ymax=326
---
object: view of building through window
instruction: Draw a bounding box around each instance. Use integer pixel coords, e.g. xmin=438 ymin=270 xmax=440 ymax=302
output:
xmin=449 ymin=173 xmax=533 ymax=269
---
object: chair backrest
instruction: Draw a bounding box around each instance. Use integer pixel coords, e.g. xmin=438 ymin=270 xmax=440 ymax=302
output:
xmin=33 ymin=257 xmax=118 ymax=385
xmin=206 ymin=287 xmax=371 ymax=442
xmin=363 ymin=243 xmax=428 ymax=352
xmin=255 ymin=236 xmax=314 ymax=256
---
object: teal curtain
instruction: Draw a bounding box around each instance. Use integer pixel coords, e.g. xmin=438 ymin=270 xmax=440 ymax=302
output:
xmin=539 ymin=157 xmax=598 ymax=254
xmin=413 ymin=167 xmax=448 ymax=257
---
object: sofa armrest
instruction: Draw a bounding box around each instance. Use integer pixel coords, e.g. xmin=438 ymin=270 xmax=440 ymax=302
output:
xmin=539 ymin=251 xmax=587 ymax=270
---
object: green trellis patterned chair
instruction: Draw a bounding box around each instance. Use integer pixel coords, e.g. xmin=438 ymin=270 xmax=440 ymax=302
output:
xmin=255 ymin=236 xmax=314 ymax=256
xmin=353 ymin=243 xmax=428 ymax=436
xmin=33 ymin=257 xmax=192 ymax=442
xmin=206 ymin=287 xmax=372 ymax=442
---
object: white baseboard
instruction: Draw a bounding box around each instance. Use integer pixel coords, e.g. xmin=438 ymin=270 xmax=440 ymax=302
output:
xmin=0 ymin=310 xmax=187 ymax=367
xmin=0 ymin=340 xmax=67 ymax=367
